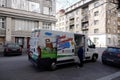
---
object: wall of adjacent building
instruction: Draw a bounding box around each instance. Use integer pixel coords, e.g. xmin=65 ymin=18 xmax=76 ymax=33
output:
xmin=55 ymin=0 xmax=118 ymax=47
xmin=0 ymin=0 xmax=56 ymax=49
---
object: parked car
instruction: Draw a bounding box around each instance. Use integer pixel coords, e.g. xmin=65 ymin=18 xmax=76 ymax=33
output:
xmin=3 ymin=43 xmax=22 ymax=56
xmin=102 ymin=47 xmax=120 ymax=67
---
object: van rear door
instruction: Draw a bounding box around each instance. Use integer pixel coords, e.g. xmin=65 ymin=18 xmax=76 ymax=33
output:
xmin=29 ymin=31 xmax=40 ymax=60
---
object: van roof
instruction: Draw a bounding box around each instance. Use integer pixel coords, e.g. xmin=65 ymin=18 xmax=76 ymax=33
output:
xmin=33 ymin=29 xmax=85 ymax=36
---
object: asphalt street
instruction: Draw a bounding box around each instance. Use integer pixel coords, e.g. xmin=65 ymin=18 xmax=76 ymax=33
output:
xmin=0 ymin=51 xmax=120 ymax=80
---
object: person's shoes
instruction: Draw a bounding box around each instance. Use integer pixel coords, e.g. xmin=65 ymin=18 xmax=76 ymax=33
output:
xmin=76 ymin=66 xmax=80 ymax=68
xmin=79 ymin=64 xmax=83 ymax=67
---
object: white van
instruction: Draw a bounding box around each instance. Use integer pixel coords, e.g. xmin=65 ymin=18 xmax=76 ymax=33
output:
xmin=28 ymin=29 xmax=98 ymax=70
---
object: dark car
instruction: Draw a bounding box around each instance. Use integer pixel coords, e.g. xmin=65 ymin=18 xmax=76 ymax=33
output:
xmin=102 ymin=47 xmax=120 ymax=67
xmin=3 ymin=43 xmax=22 ymax=56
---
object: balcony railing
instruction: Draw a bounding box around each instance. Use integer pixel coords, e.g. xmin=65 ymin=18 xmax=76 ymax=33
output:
xmin=81 ymin=26 xmax=88 ymax=30
xmin=69 ymin=18 xmax=74 ymax=25
xmin=69 ymin=29 xmax=74 ymax=32
xmin=81 ymin=16 xmax=88 ymax=22
xmin=12 ymin=31 xmax=31 ymax=37
xmin=70 ymin=21 xmax=74 ymax=25
xmin=81 ymin=22 xmax=89 ymax=30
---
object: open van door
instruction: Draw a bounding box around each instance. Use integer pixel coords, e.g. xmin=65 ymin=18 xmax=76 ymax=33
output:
xmin=74 ymin=34 xmax=85 ymax=55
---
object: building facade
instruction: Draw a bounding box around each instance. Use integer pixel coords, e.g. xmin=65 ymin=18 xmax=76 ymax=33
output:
xmin=118 ymin=12 xmax=120 ymax=46
xmin=55 ymin=0 xmax=118 ymax=47
xmin=0 ymin=0 xmax=56 ymax=49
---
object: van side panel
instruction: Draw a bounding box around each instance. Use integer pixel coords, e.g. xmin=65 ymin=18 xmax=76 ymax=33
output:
xmin=55 ymin=32 xmax=75 ymax=61
xmin=39 ymin=30 xmax=57 ymax=59
xmin=29 ymin=30 xmax=78 ymax=66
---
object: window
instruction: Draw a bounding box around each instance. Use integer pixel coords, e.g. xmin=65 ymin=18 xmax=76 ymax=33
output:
xmin=108 ymin=38 xmax=111 ymax=44
xmin=69 ymin=25 xmax=74 ymax=29
xmin=94 ymin=11 xmax=99 ymax=16
xmin=29 ymin=2 xmax=40 ymax=13
xmin=0 ymin=0 xmax=6 ymax=7
xmin=94 ymin=1 xmax=99 ymax=8
xmin=94 ymin=29 xmax=99 ymax=33
xmin=14 ymin=19 xmax=38 ymax=31
xmin=87 ymin=39 xmax=95 ymax=48
xmin=0 ymin=17 xmax=5 ymax=29
xmin=94 ymin=38 xmax=98 ymax=43
xmin=43 ymin=7 xmax=51 ymax=15
xmin=43 ymin=22 xmax=52 ymax=30
xmin=82 ymin=30 xmax=88 ymax=34
xmin=94 ymin=20 xmax=99 ymax=25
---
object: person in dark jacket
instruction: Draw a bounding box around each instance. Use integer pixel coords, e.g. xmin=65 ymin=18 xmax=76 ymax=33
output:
xmin=77 ymin=45 xmax=84 ymax=67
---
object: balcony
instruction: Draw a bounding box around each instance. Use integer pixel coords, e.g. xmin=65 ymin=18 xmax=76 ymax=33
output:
xmin=69 ymin=25 xmax=74 ymax=31
xmin=70 ymin=21 xmax=74 ymax=26
xmin=69 ymin=18 xmax=74 ymax=26
xmin=0 ymin=29 xmax=5 ymax=36
xmin=81 ymin=26 xmax=88 ymax=30
xmin=81 ymin=22 xmax=89 ymax=30
xmin=82 ymin=8 xmax=89 ymax=15
xmin=118 ymin=25 xmax=120 ymax=34
xmin=69 ymin=29 xmax=74 ymax=32
xmin=81 ymin=16 xmax=88 ymax=22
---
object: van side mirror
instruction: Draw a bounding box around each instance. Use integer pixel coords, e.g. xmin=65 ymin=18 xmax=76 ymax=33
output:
xmin=93 ymin=44 xmax=95 ymax=48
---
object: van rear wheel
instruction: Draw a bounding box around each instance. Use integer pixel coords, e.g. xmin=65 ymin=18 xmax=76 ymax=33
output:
xmin=50 ymin=62 xmax=56 ymax=71
xmin=92 ymin=55 xmax=97 ymax=62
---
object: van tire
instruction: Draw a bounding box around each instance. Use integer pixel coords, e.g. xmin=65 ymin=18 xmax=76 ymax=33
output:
xmin=50 ymin=62 xmax=56 ymax=71
xmin=102 ymin=59 xmax=106 ymax=65
xmin=4 ymin=53 xmax=7 ymax=56
xmin=3 ymin=52 xmax=7 ymax=56
xmin=92 ymin=55 xmax=97 ymax=62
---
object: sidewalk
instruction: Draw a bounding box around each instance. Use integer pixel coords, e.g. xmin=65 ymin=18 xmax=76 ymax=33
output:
xmin=96 ymin=71 xmax=120 ymax=80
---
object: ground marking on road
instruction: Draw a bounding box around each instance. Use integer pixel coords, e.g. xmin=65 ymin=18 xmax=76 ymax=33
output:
xmin=96 ymin=71 xmax=120 ymax=80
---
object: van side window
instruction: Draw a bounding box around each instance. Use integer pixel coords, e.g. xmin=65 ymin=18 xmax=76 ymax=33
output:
xmin=87 ymin=39 xmax=95 ymax=48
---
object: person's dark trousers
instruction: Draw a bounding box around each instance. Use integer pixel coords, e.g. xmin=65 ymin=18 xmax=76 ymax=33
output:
xmin=78 ymin=55 xmax=84 ymax=67
xmin=77 ymin=47 xmax=84 ymax=67
xmin=79 ymin=59 xmax=83 ymax=67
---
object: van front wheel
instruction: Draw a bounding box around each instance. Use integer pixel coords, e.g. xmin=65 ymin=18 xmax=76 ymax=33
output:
xmin=50 ymin=62 xmax=56 ymax=71
xmin=92 ymin=55 xmax=97 ymax=62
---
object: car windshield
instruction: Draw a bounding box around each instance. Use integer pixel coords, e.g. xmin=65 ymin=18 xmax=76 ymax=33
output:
xmin=7 ymin=43 xmax=19 ymax=48
xmin=107 ymin=47 xmax=120 ymax=54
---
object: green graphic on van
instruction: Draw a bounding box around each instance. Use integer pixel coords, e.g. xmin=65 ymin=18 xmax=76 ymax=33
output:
xmin=41 ymin=47 xmax=57 ymax=59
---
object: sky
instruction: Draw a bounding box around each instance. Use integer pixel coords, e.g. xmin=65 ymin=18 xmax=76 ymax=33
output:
xmin=56 ymin=0 xmax=80 ymax=12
